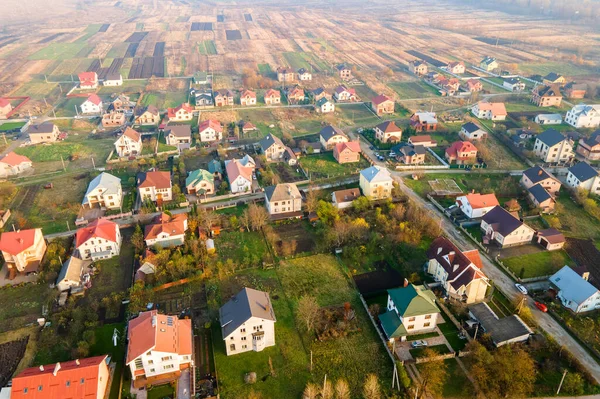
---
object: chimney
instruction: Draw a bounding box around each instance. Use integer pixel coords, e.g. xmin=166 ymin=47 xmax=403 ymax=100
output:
xmin=538 ymin=169 xmax=543 ymax=176
xmin=471 ymin=189 xmax=475 ymax=194
xmin=437 ymin=247 xmax=442 ymax=255
xmin=39 ymin=365 xmax=44 ymax=372
xmin=403 ymin=278 xmax=409 ymax=287
xmin=582 ymin=271 xmax=590 ymax=281
xmin=449 ymin=251 xmax=456 ymax=257
xmin=75 ymin=359 xmax=80 ymax=366
xmin=53 ymin=362 xmax=61 ymax=376
xmin=18 ymin=238 xmax=23 ymax=244
xmin=453 ymin=264 xmax=459 ymax=273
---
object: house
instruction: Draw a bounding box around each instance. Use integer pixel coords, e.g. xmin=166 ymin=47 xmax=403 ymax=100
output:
xmin=535 ymin=113 xmax=562 ymax=125
xmin=532 ymin=85 xmax=563 ymax=107
xmin=543 ymin=72 xmax=566 ymax=86
xmin=550 ymin=266 xmax=600 ymax=314
xmin=114 ymin=127 xmax=142 ymax=157
xmin=379 ymin=284 xmax=440 ymax=342
xmin=566 ymin=162 xmax=600 ymax=193
xmin=333 ymin=85 xmax=358 ymax=102
xmin=565 ymin=104 xmax=600 ymax=129
xmin=447 ymin=61 xmax=465 ymax=74
xmin=56 ymin=255 xmax=91 ymax=292
xmin=359 ymin=165 xmax=393 ymax=200
xmin=111 ymin=94 xmax=134 ymax=113
xmin=425 ymin=237 xmax=489 ymax=303
xmin=375 ymin=121 xmax=402 ymax=143
xmin=455 ymin=193 xmax=499 ymax=219
xmin=520 ymin=165 xmax=561 ymax=195
xmin=264 ymin=183 xmax=302 ymax=219
xmin=240 ymin=89 xmax=257 ymax=106
xmin=285 ymin=86 xmax=305 ymax=104
xmin=214 ymin=89 xmax=234 ymax=107
xmin=103 ymin=72 xmax=123 ymax=86
xmin=186 ymin=169 xmax=214 ymax=195
xmin=0 ymin=209 xmax=11 ymax=229
xmin=219 ymin=287 xmax=276 ymax=356
xmin=445 ymin=141 xmax=478 ymax=165
xmin=409 ymin=60 xmax=428 ymax=75
xmin=145 ymin=213 xmax=188 ymax=248
xmin=463 ymin=79 xmax=483 ymax=92
xmin=240 ymin=121 xmax=257 ymax=134
xmin=408 ymin=135 xmax=437 ymax=147
xmin=137 ymin=171 xmax=173 ymax=203
xmin=82 ymin=172 xmax=122 ymax=210
xmin=310 ymin=87 xmax=328 ymax=102
xmin=10 ymin=355 xmax=110 ymax=399
xmin=533 ymin=129 xmax=574 ymax=163
xmin=471 ymin=101 xmax=507 ymax=121
xmin=0 ymin=228 xmax=46 ymax=276
xmin=577 ymin=130 xmax=600 ymax=161
xmin=480 ymin=206 xmax=535 ymax=248
xmin=0 ymin=152 xmax=32 ymax=178
xmin=80 ymin=94 xmax=103 ymax=114
xmin=165 ymin=125 xmax=192 ymax=150
xmin=264 ymin=89 xmax=281 ymax=105
xmin=126 ymin=310 xmax=193 ymax=386
xmin=192 ymin=89 xmax=214 ymax=107
xmin=259 ymin=133 xmax=286 ymax=161
xmin=371 ymin=94 xmax=394 ymax=115
xmin=535 ymin=228 xmax=565 ymax=251
xmin=283 ymin=146 xmax=297 ymax=166
xmin=563 ymin=82 xmax=587 ymax=99
xmin=135 ymin=105 xmax=160 ymax=125
xmin=319 ymin=125 xmax=349 ymax=150
xmin=480 ymin=56 xmax=498 ymax=72
xmin=410 ymin=112 xmax=438 ymax=132
xmin=75 ymin=219 xmax=121 ymax=260
xmin=333 ymin=141 xmax=361 ymax=164
xmin=101 ymin=111 xmax=126 ymax=128
xmin=167 ymin=103 xmax=194 ymax=122
xmin=225 ymin=159 xmax=253 ymax=193
xmin=78 ymin=71 xmax=98 ymax=89
xmin=468 ymin=303 xmax=533 ymax=347
xmin=276 ymin=67 xmax=295 ymax=82
xmin=193 ymin=71 xmax=211 ymax=85
xmin=198 ymin=119 xmax=223 ymax=143
xmin=392 ymin=143 xmax=426 ymax=165
xmin=459 ymin=122 xmax=486 ymax=141
xmin=0 ymin=97 xmax=12 ymax=119
xmin=208 ymin=159 xmax=223 ymax=179
xmin=336 ymin=64 xmax=352 ymax=80
xmin=331 ymin=188 xmax=361 ymax=210
xmin=503 ymin=78 xmax=526 ymax=92
xmin=527 ymin=183 xmax=556 ymax=213
xmin=315 ymin=97 xmax=335 ymax=113
xmin=297 ymin=68 xmax=312 ymax=81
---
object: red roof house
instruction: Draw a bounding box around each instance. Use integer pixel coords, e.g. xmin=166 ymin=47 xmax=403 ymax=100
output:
xmin=167 ymin=103 xmax=194 ymax=121
xmin=75 ymin=218 xmax=121 ymax=260
xmin=78 ymin=72 xmax=98 ymax=89
xmin=0 ymin=228 xmax=46 ymax=276
xmin=333 ymin=141 xmax=361 ymax=164
xmin=371 ymin=94 xmax=394 ymax=115
xmin=445 ymin=141 xmax=478 ymax=165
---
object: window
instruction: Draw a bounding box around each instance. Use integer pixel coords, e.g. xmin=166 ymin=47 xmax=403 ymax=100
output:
xmin=230 ymin=344 xmax=236 ymax=351
xmin=66 ymin=381 xmax=70 ymax=387
xmin=242 ymin=345 xmax=248 ymax=349
xmin=408 ymin=317 xmax=415 ymax=322
xmin=241 ymin=328 xmax=246 ymax=333
xmin=161 ymin=356 xmax=172 ymax=361
xmin=38 ymin=386 xmax=43 ymax=391
xmin=148 ymin=360 xmax=154 ymax=365
xmin=407 ymin=325 xmax=414 ymax=330
xmin=23 ymin=388 xmax=28 ymax=394
xmin=424 ymin=322 xmax=431 ymax=327
xmin=80 ymin=378 xmax=85 ymax=384
xmin=150 ymin=368 xmax=155 ymax=373
xmin=424 ymin=315 xmax=432 ymax=320
xmin=164 ymin=364 xmax=174 ymax=370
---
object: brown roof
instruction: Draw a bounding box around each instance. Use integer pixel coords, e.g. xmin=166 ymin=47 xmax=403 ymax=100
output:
xmin=138 ymin=171 xmax=171 ymax=189
xmin=333 ymin=188 xmax=361 ymax=204
xmin=198 ymin=119 xmax=222 ymax=133
xmin=165 ymin=124 xmax=191 ymax=138
xmin=372 ymin=94 xmax=393 ymax=106
xmin=427 ymin=237 xmax=484 ymax=279
xmin=409 ymin=135 xmax=434 ymax=143
xmin=537 ymin=228 xmax=565 ymax=244
xmin=144 ymin=213 xmax=187 ymax=240
xmin=376 ymin=120 xmax=401 ymax=133
xmin=123 ymin=127 xmax=141 ymax=142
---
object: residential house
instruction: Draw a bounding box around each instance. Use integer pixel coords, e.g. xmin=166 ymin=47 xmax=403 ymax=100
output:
xmin=276 ymin=67 xmax=295 ymax=82
xmin=410 ymin=112 xmax=438 ymax=132
xmin=316 ymin=97 xmax=335 ymax=113
xmin=563 ymin=82 xmax=587 ymax=99
xmin=112 ymin=94 xmax=136 ymax=113
xmin=56 ymin=255 xmax=91 ymax=292
xmin=520 ymin=165 xmax=561 ymax=195
xmin=82 ymin=172 xmax=122 ymax=210
xmin=144 ymin=213 xmax=188 ymax=248
xmin=259 ymin=133 xmax=286 ymax=161
xmin=447 ymin=61 xmax=465 ymax=74
xmin=336 ymin=64 xmax=352 ymax=80
xmin=463 ymin=79 xmax=483 ymax=92
xmin=445 ymin=141 xmax=478 ymax=165
xmin=408 ymin=135 xmax=437 ymax=147
xmin=75 ymin=219 xmax=121 ymax=261
xmin=80 ymin=94 xmax=103 ymax=114
xmin=137 ymin=171 xmax=173 ymax=203
xmin=167 ymin=103 xmax=194 ymax=122
xmin=535 ymin=228 xmax=565 ymax=251
xmin=527 ymin=183 xmax=556 ymax=213
xmin=550 ymin=266 xmax=600 ymax=313
xmin=359 ymin=165 xmax=393 ymax=200
xmin=379 ymin=284 xmax=440 ymax=342
xmin=480 ymin=206 xmax=535 ymax=248
xmin=310 ymin=87 xmax=328 ymax=102
xmin=297 ymin=68 xmax=312 ymax=81
xmin=532 ymin=85 xmax=563 ymax=107
xmin=319 ymin=125 xmax=349 ymax=150
xmin=239 ymin=121 xmax=257 ymax=135
xmin=425 ymin=237 xmax=489 ymax=303
xmin=135 ymin=105 xmax=160 ymax=125
xmin=468 ymin=303 xmax=533 ymax=347
xmin=264 ymin=89 xmax=281 ymax=105
xmin=10 ymin=356 xmax=110 ymax=399
xmin=0 ymin=152 xmax=32 ymax=178
xmin=375 ymin=121 xmax=402 ymax=144
xmin=214 ymin=89 xmax=234 ymax=107
xmin=455 ymin=193 xmax=499 ymax=219
xmin=225 ymin=159 xmax=253 ymax=193
xmin=220 ymin=287 xmax=276 ymax=356
xmin=535 ymin=114 xmax=562 ymax=125
xmin=471 ymin=101 xmax=507 ymax=121
xmin=101 ymin=111 xmax=126 ymax=128
xmin=103 ymin=72 xmax=123 ymax=86
xmin=198 ymin=119 xmax=223 ymax=143
xmin=331 ymin=188 xmax=361 ymax=210
xmin=333 ymin=85 xmax=358 ymax=102
xmin=392 ymin=143 xmax=426 ymax=165
xmin=333 ymin=141 xmax=361 ymax=164
xmin=565 ymin=104 xmax=600 ymax=129
xmin=126 ymin=310 xmax=192 ymax=386
xmin=543 ymin=72 xmax=566 ymax=86
xmin=164 ymin=125 xmax=192 ymax=151
xmin=0 ymin=98 xmax=12 ymax=118
xmin=566 ymin=162 xmax=600 ymax=193
xmin=193 ymin=72 xmax=211 ymax=85
xmin=186 ymin=169 xmax=214 ymax=195
xmin=439 ymin=77 xmax=461 ymax=96
xmin=459 ymin=122 xmax=487 ymax=141
xmin=480 ymin=56 xmax=498 ymax=72
xmin=240 ymin=90 xmax=257 ymax=106
xmin=192 ymin=89 xmax=214 ymax=107
xmin=503 ymin=78 xmax=526 ymax=92
xmin=78 ymin=71 xmax=98 ymax=89
xmin=285 ymin=86 xmax=305 ymax=104
xmin=208 ymin=159 xmax=223 ymax=179
xmin=371 ymin=94 xmax=395 ymax=115
xmin=114 ymin=127 xmax=142 ymax=157
xmin=409 ymin=60 xmax=428 ymax=76
xmin=264 ymin=183 xmax=302 ymax=219
xmin=533 ymin=129 xmax=574 ymax=163
xmin=577 ymin=130 xmax=600 ymax=161
xmin=0 ymin=228 xmax=46 ymax=276
xmin=283 ymin=147 xmax=297 ymax=165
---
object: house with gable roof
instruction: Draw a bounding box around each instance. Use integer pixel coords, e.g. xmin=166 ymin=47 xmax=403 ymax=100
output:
xmin=481 ymin=206 xmax=535 ymax=248
xmin=535 ymin=113 xmax=562 ymax=125
xmin=135 ymin=105 xmax=160 ymax=125
xmin=0 ymin=152 xmax=32 ymax=178
xmin=459 ymin=122 xmax=486 ymax=141
xmin=28 ymin=122 xmax=60 ymax=144
xmin=167 ymin=103 xmax=194 ymax=122
xmin=75 ymin=219 xmax=121 ymax=260
xmin=565 ymin=104 xmax=600 ymax=129
xmin=503 ymin=78 xmax=526 ymax=92
xmin=297 ymin=68 xmax=312 ymax=81
xmin=566 ymin=162 xmax=600 ymax=193
xmin=82 ymin=172 xmax=122 ymax=210
xmin=259 ymin=133 xmax=286 ymax=161
xmin=576 ymin=130 xmax=600 ymax=161
xmin=410 ymin=112 xmax=437 ymax=132
xmin=520 ymin=165 xmax=561 ymax=195
xmin=446 ymin=61 xmax=465 ymax=74
xmin=81 ymin=94 xmax=103 ymax=114
xmin=331 ymin=188 xmax=361 ymax=210
xmin=409 ymin=60 xmax=428 ymax=76
xmin=240 ymin=89 xmax=257 ymax=106
xmin=532 ymin=85 xmax=563 ymax=107
xmin=527 ymin=183 xmax=556 ymax=213
xmin=471 ymin=101 xmax=507 ymax=121
xmin=264 ymin=183 xmax=302 ymax=219
xmin=543 ymin=72 xmax=566 ymax=86
xmin=56 ymin=255 xmax=91 ymax=293
xmin=214 ymin=89 xmax=234 ymax=107
xmin=114 ymin=127 xmax=142 ymax=157
xmin=144 ymin=213 xmax=188 ymax=248
xmin=78 ymin=71 xmax=98 ymax=89
xmin=285 ymin=86 xmax=305 ymax=104
xmin=164 ymin=125 xmax=192 ymax=150
xmin=264 ymin=89 xmax=281 ymax=105
xmin=333 ymin=85 xmax=358 ymax=102
xmin=533 ymin=129 xmax=574 ymax=163
xmin=374 ymin=120 xmax=402 ymax=143
xmin=0 ymin=228 xmax=46 ymax=277
xmin=371 ymin=94 xmax=394 ymax=115
xmin=103 ymin=72 xmax=123 ymax=86
xmin=550 ymin=266 xmax=600 ymax=313
xmin=198 ymin=119 xmax=223 ymax=142
xmin=463 ymin=79 xmax=483 ymax=92
xmin=359 ymin=165 xmax=393 ymax=200
xmin=392 ymin=143 xmax=426 ymax=165
xmin=480 ymin=56 xmax=498 ymax=72
xmin=315 ymin=97 xmax=335 ymax=113
xmin=276 ymin=67 xmax=295 ymax=82
xmin=336 ymin=64 xmax=352 ymax=80
xmin=319 ymin=125 xmax=348 ymax=150
xmin=445 ymin=141 xmax=478 ymax=165
xmin=225 ymin=158 xmax=254 ymax=193
xmin=137 ymin=171 xmax=172 ymax=203
xmin=186 ymin=169 xmax=214 ymax=195
xmin=333 ymin=141 xmax=361 ymax=164
xmin=455 ymin=193 xmax=499 ymax=219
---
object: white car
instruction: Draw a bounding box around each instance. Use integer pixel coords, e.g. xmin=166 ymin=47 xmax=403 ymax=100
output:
xmin=515 ymin=283 xmax=528 ymax=295
xmin=411 ymin=340 xmax=428 ymax=348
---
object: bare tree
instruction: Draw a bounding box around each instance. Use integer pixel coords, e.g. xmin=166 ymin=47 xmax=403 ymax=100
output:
xmin=303 ymin=383 xmax=319 ymax=399
xmin=199 ymin=208 xmax=219 ymax=233
xmin=248 ymin=203 xmax=269 ymax=231
xmin=334 ymin=379 xmax=351 ymax=399
xmin=321 ymin=379 xmax=334 ymax=399
xmin=296 ymin=295 xmax=320 ymax=332
xmin=239 ymin=209 xmax=251 ymax=232
xmin=305 ymin=185 xmax=320 ymax=213
xmin=362 ymin=374 xmax=381 ymax=399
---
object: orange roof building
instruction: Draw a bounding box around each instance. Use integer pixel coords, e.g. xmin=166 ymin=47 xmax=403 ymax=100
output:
xmin=0 ymin=151 xmax=33 ymax=178
xmin=472 ymin=101 xmax=507 ymax=121
xmin=456 ymin=193 xmax=500 ymax=219
xmin=333 ymin=141 xmax=361 ymax=164
xmin=0 ymin=228 xmax=46 ymax=277
xmin=137 ymin=171 xmax=173 ymax=203
xmin=75 ymin=218 xmax=122 ymax=261
xmin=78 ymin=71 xmax=98 ymax=89
xmin=144 ymin=213 xmax=188 ymax=248
xmin=167 ymin=103 xmax=194 ymax=121
xmin=445 ymin=141 xmax=478 ymax=165
xmin=225 ymin=159 xmax=254 ymax=193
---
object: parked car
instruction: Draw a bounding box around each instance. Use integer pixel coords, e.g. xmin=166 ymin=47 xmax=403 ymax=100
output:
xmin=515 ymin=283 xmax=528 ymax=295
xmin=411 ymin=340 xmax=428 ymax=348
xmin=389 ymin=151 xmax=396 ymax=158
xmin=534 ymin=301 xmax=548 ymax=312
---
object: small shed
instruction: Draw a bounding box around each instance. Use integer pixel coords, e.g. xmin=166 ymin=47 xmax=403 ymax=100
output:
xmin=535 ymin=228 xmax=565 ymax=251
xmin=468 ymin=302 xmax=533 ymax=347
xmin=206 ymin=238 xmax=215 ymax=254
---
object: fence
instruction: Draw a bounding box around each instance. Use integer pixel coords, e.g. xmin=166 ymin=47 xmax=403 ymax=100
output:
xmin=427 ymin=147 xmax=449 ymax=166
xmin=414 ymin=352 xmax=456 ymax=364
xmin=395 ymin=164 xmax=448 ymax=170
xmin=106 ymin=149 xmax=179 ymax=164
xmin=358 ymin=294 xmax=396 ymax=364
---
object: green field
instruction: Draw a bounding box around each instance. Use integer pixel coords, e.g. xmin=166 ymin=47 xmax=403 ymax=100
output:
xmin=198 ymin=40 xmax=217 ymax=55
xmin=283 ymin=52 xmax=311 ymax=70
xmin=0 ymin=121 xmax=26 ymax=131
xmin=389 ymin=81 xmax=439 ymax=99
xmin=336 ymin=103 xmax=381 ymax=127
xmin=502 ymin=250 xmax=574 ymax=279
xmin=29 ymin=43 xmax=92 ymax=60
xmin=258 ymin=63 xmax=272 ymax=75
xmin=106 ymin=42 xmax=130 ymax=58
xmin=544 ymin=191 xmax=600 ymax=239
xmin=212 ymin=230 xmax=272 ymax=266
xmin=299 ymin=152 xmax=370 ymax=178
xmin=517 ymin=62 xmax=593 ymax=77
xmin=0 ymin=283 xmax=54 ymax=334
xmin=54 ymin=97 xmax=86 ymax=117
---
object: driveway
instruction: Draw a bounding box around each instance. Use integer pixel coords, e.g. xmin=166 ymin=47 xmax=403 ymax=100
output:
xmin=177 ymin=369 xmax=191 ymax=399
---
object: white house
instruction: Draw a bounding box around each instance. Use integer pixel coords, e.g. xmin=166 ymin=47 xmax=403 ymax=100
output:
xmin=359 ymin=165 xmax=393 ymax=200
xmin=374 ymin=121 xmax=402 ymax=144
xmin=219 ymin=287 xmax=276 ymax=356
xmin=535 ymin=114 xmax=562 ymax=125
xmin=198 ymin=120 xmax=223 ymax=142
xmin=144 ymin=213 xmax=188 ymax=248
xmin=114 ymin=127 xmax=142 ymax=157
xmin=164 ymin=125 xmax=192 ymax=150
xmin=82 ymin=172 xmax=122 ymax=210
xmin=533 ymin=129 xmax=574 ymax=163
xmin=264 ymin=183 xmax=302 ymax=219
xmin=75 ymin=218 xmax=122 ymax=261
xmin=80 ymin=94 xmax=103 ymax=114
xmin=471 ymin=101 xmax=507 ymax=121
xmin=550 ymin=266 xmax=600 ymax=314
xmin=459 ymin=122 xmax=487 ymax=141
xmin=56 ymin=255 xmax=91 ymax=292
xmin=331 ymin=188 xmax=361 ymax=210
xmin=0 ymin=152 xmax=33 ymax=178
xmin=225 ymin=159 xmax=253 ymax=194
xmin=456 ymin=192 xmax=499 ymax=219
xmin=137 ymin=171 xmax=173 ymax=203
xmin=103 ymin=73 xmax=123 ymax=86
xmin=566 ymin=162 xmax=600 ymax=193
xmin=319 ymin=125 xmax=349 ymax=150
xmin=316 ymin=97 xmax=335 ymax=113
xmin=565 ymin=104 xmax=600 ymax=129
xmin=297 ymin=68 xmax=312 ymax=81
xmin=481 ymin=206 xmax=535 ymax=248
xmin=503 ymin=78 xmax=526 ymax=92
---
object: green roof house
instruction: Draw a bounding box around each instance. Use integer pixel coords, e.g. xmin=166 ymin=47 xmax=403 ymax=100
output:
xmin=379 ymin=284 xmax=440 ymax=341
xmin=186 ymin=169 xmax=215 ymax=195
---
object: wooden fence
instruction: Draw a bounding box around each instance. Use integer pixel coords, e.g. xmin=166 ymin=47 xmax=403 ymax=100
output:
xmin=358 ymin=294 xmax=397 ymax=364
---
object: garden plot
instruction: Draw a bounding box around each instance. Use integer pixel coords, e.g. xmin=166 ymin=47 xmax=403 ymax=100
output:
xmin=271 ymin=222 xmax=317 ymax=256
xmin=428 ymin=178 xmax=463 ymax=195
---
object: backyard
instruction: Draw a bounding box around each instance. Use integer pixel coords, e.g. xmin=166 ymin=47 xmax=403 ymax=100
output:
xmin=299 ymin=153 xmax=370 ymax=179
xmin=501 ymin=250 xmax=574 ymax=279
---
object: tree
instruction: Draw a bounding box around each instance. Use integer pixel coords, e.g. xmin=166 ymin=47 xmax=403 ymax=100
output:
xmin=131 ymin=224 xmax=145 ymax=254
xmin=247 ymin=203 xmax=269 ymax=231
xmin=398 ymin=365 xmax=412 ymax=390
xmin=305 ymin=186 xmax=320 ymax=213
xmin=296 ymin=295 xmax=319 ymax=332
xmin=352 ymin=196 xmax=371 ymax=213
xmin=562 ymin=372 xmax=585 ymax=396
xmin=417 ymin=349 xmax=447 ymax=398
xmin=316 ymin=200 xmax=339 ymax=225
xmin=321 ymin=379 xmax=333 ymax=399
xmin=362 ymin=374 xmax=381 ymax=399
xmin=334 ymin=379 xmax=350 ymax=399
xmin=303 ymin=383 xmax=319 ymax=399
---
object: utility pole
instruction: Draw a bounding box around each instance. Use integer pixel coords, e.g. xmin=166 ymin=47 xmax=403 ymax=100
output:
xmin=43 ymin=97 xmax=48 ymax=107
xmin=91 ymin=157 xmax=96 ymax=170
xmin=60 ymin=155 xmax=66 ymax=171
xmin=556 ymin=369 xmax=568 ymax=395
xmin=323 ymin=374 xmax=327 ymax=393
xmin=310 ymin=350 xmax=313 ymax=372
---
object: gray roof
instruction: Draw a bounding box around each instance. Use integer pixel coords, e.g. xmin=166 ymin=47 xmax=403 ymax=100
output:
xmin=462 ymin=122 xmax=481 ymax=134
xmin=504 ymin=78 xmax=521 ymax=85
xmin=208 ymin=159 xmax=223 ymax=174
xmin=528 ymin=184 xmax=552 ymax=203
xmin=544 ymin=72 xmax=562 ymax=81
xmin=319 ymin=125 xmax=347 ymax=142
xmin=469 ymin=302 xmax=532 ymax=346
xmin=481 ymin=56 xmax=496 ymax=66
xmin=392 ymin=142 xmax=426 ymax=157
xmin=311 ymin=87 xmax=325 ymax=96
xmin=259 ymin=134 xmax=284 ymax=151
xmin=316 ymin=97 xmax=331 ymax=106
xmin=482 ymin=206 xmax=524 ymax=236
xmin=536 ymin=113 xmax=562 ymax=122
xmin=56 ymin=255 xmax=90 ymax=288
xmin=522 ymin=166 xmax=555 ymax=184
xmin=28 ymin=122 xmax=55 ymax=134
xmin=264 ymin=183 xmax=301 ymax=202
xmin=537 ymin=129 xmax=566 ymax=147
xmin=568 ymin=162 xmax=598 ymax=183
xmin=165 ymin=124 xmax=191 ymax=138
xmin=82 ymin=172 xmax=121 ymax=206
xmin=550 ymin=266 xmax=599 ymax=306
xmin=360 ymin=165 xmax=392 ymax=183
xmin=219 ymin=287 xmax=276 ymax=338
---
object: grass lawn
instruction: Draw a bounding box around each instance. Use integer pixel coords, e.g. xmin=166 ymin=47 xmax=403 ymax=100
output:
xmin=388 ymin=81 xmax=439 ymax=99
xmin=299 ymin=152 xmax=370 ymax=178
xmin=409 ymin=344 xmax=450 ymax=358
xmin=236 ymin=108 xmax=281 ymax=138
xmin=502 ymin=250 xmax=574 ymax=279
xmin=0 ymin=121 xmax=27 ymax=131
xmin=147 ymin=384 xmax=175 ymax=399
xmin=283 ymin=52 xmax=311 ymax=70
xmin=546 ymin=191 xmax=600 ymax=239
xmin=417 ymin=358 xmax=473 ymax=398
xmin=28 ymin=43 xmax=91 ymax=60
xmin=517 ymin=62 xmax=593 ymax=77
xmin=164 ymin=90 xmax=190 ymax=109
xmin=0 ymin=283 xmax=54 ymax=334
xmin=212 ymin=230 xmax=272 ymax=266
xmin=336 ymin=103 xmax=382 ymax=127
xmin=89 ymin=323 xmax=127 ymax=399
xmin=404 ymin=173 xmax=521 ymax=199
xmin=215 ymin=204 xmax=248 ymax=217
xmin=16 ymin=142 xmax=88 ymax=162
xmin=406 ymin=331 xmax=440 ymax=340
xmin=478 ymin=135 xmax=528 ymax=169
xmin=258 ymin=63 xmax=272 ymax=75
xmin=54 ymin=97 xmax=86 ymax=117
